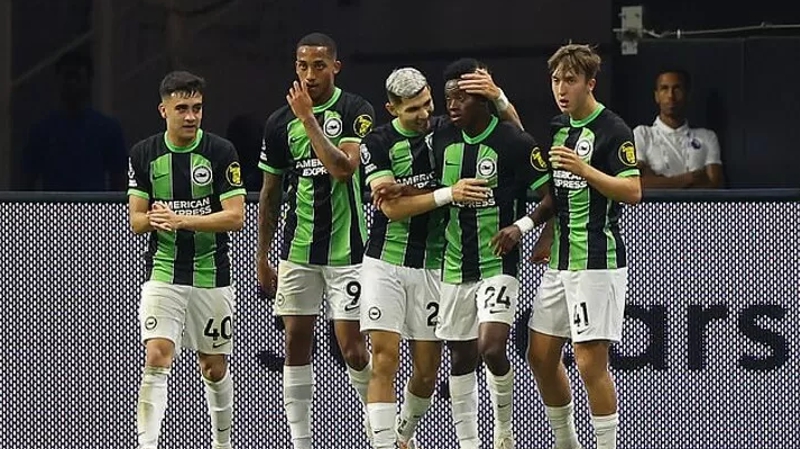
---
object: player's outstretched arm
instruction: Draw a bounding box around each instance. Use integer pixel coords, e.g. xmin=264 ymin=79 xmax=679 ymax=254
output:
xmin=376 ymin=178 xmax=490 ymax=222
xmin=129 ymin=195 xmax=155 ymax=234
xmin=286 ymin=81 xmax=358 ymax=181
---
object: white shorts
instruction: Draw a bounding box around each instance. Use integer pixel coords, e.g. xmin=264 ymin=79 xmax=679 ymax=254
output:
xmin=436 ymin=274 xmax=519 ymax=341
xmin=528 ymin=268 xmax=628 ymax=343
xmin=274 ymin=259 xmax=361 ymax=321
xmin=139 ymin=280 xmax=236 ymax=355
xmin=359 ymin=256 xmax=441 ymax=341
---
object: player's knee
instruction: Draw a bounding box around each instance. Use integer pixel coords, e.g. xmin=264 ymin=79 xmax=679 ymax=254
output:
xmin=409 ymin=368 xmax=437 ymax=392
xmin=371 ymin=344 xmax=400 ymax=377
xmin=144 ymin=339 xmax=174 ymax=368
xmin=285 ymin=329 xmax=313 ymax=357
xmin=527 ymin=346 xmax=554 ymax=375
xmin=478 ymin=340 xmax=507 ymax=371
xmin=198 ymin=356 xmax=227 ymax=382
xmin=574 ymin=346 xmax=609 ymax=383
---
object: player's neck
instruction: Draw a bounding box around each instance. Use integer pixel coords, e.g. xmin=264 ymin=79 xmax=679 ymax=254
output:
xmin=570 ymin=96 xmax=599 ymax=122
xmin=659 ymin=113 xmax=686 ymax=130
xmin=313 ymin=86 xmax=336 ymax=107
xmin=166 ymin=129 xmax=198 ymax=148
xmin=462 ymin=114 xmax=492 ymax=138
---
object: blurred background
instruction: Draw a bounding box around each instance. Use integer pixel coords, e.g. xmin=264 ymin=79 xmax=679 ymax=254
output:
xmin=2 ymin=0 xmax=799 ymax=192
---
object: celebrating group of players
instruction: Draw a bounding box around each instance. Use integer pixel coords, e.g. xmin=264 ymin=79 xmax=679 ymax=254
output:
xmin=127 ymin=30 xmax=641 ymax=449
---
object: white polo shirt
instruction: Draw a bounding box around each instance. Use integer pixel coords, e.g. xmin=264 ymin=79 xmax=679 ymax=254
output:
xmin=633 ymin=117 xmax=721 ymax=177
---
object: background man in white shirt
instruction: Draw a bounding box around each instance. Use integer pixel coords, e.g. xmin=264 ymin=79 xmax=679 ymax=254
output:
xmin=633 ymin=69 xmax=724 ymax=189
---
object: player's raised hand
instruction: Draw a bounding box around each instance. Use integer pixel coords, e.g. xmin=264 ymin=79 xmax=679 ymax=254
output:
xmin=458 ymin=69 xmax=501 ymax=101
xmin=256 ymin=257 xmax=278 ymax=299
xmin=452 ymin=178 xmax=491 ymax=203
xmin=550 ymin=146 xmax=589 ymax=177
xmin=491 ymin=224 xmax=522 ymax=256
xmin=286 ymin=81 xmax=314 ymax=121
xmin=148 ymin=201 xmax=177 ymax=232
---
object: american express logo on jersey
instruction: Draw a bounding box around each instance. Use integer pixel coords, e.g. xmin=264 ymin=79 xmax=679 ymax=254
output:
xmin=294 ymin=158 xmax=328 ymax=177
xmin=553 ymin=169 xmax=587 ymax=190
xmin=396 ymin=172 xmax=435 ymax=189
xmin=164 ymin=197 xmax=212 ymax=215
xmin=453 ymin=189 xmax=496 ymax=208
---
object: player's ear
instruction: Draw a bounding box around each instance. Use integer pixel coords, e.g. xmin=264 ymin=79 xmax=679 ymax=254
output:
xmin=385 ymin=101 xmax=398 ymax=117
xmin=332 ymin=60 xmax=342 ymax=75
xmin=158 ymin=102 xmax=167 ymax=119
xmin=587 ymin=77 xmax=596 ymax=93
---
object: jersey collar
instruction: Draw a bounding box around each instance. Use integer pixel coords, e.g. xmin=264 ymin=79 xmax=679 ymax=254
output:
xmin=164 ymin=128 xmax=203 ymax=153
xmin=462 ymin=115 xmax=499 ymax=145
xmin=654 ymin=116 xmax=690 ymax=134
xmin=569 ymin=103 xmax=605 ymax=128
xmin=392 ymin=118 xmax=420 ymax=137
xmin=312 ymin=87 xmax=342 ymax=113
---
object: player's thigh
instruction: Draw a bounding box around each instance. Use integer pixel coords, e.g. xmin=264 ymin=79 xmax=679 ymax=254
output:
xmin=322 ymin=264 xmax=362 ymax=321
xmin=475 ymin=274 xmax=519 ymax=328
xmin=360 ymin=257 xmax=405 ymax=335
xmin=184 ymin=285 xmax=236 ymax=355
xmin=139 ymin=280 xmax=189 ymax=348
xmin=275 ymin=260 xmax=325 ymax=316
xmin=403 ymin=267 xmax=442 ymax=342
xmin=435 ymin=281 xmax=479 ymax=341
xmin=564 ymin=267 xmax=628 ymax=343
xmin=528 ymin=268 xmax=571 ymax=340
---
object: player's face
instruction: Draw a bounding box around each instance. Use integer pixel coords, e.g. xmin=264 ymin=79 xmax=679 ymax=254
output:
xmin=445 ymin=79 xmax=482 ymax=129
xmin=388 ymin=86 xmax=434 ymax=134
xmin=295 ymin=46 xmax=341 ymax=104
xmin=160 ymin=92 xmax=203 ymax=144
xmin=655 ymin=72 xmax=687 ymax=118
xmin=551 ymin=66 xmax=595 ymax=116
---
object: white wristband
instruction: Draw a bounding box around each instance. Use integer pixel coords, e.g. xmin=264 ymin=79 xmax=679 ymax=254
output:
xmin=514 ymin=216 xmax=535 ymax=235
xmin=494 ymin=89 xmax=510 ymax=112
xmin=433 ymin=187 xmax=453 ymax=207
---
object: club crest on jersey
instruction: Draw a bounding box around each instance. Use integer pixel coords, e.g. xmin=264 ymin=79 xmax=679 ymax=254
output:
xmin=530 ymin=147 xmax=548 ymax=172
xmin=575 ymin=138 xmax=593 ymax=158
xmin=477 ymin=157 xmax=497 ymax=178
xmin=368 ymin=307 xmax=382 ymax=320
xmin=618 ymin=141 xmax=637 ymax=167
xmin=323 ymin=116 xmax=343 ymax=138
xmin=353 ymin=114 xmax=373 ymax=138
xmin=360 ymin=144 xmax=371 ymax=164
xmin=192 ymin=165 xmax=213 ymax=186
xmin=226 ymin=162 xmax=242 ymax=187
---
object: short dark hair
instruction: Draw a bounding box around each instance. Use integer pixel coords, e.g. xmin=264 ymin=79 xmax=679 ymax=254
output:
xmin=655 ymin=68 xmax=692 ymax=92
xmin=159 ymin=71 xmax=206 ymax=99
xmin=296 ymin=32 xmax=337 ymax=58
xmin=443 ymin=58 xmax=486 ymax=83
xmin=55 ymin=50 xmax=93 ymax=78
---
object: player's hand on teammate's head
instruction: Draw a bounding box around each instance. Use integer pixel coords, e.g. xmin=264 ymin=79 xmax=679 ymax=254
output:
xmin=452 ymin=178 xmax=490 ymax=203
xmin=550 ymin=146 xmax=588 ymax=177
xmin=490 ymin=224 xmax=522 ymax=257
xmin=457 ymin=68 xmax=500 ymax=101
xmin=286 ymin=80 xmax=314 ymax=121
xmin=256 ymin=257 xmax=278 ymax=299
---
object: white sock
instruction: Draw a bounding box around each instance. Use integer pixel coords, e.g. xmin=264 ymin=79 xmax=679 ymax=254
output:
xmin=347 ymin=356 xmax=373 ymax=406
xmin=486 ymin=367 xmax=514 ymax=438
xmin=203 ymin=369 xmax=233 ymax=449
xmin=367 ymin=402 xmax=396 ymax=448
xmin=449 ymin=373 xmax=481 ymax=449
xmin=137 ymin=366 xmax=170 ymax=449
xmin=284 ymin=365 xmax=314 ymax=449
xmin=592 ymin=413 xmax=619 ymax=449
xmin=396 ymin=384 xmax=433 ymax=443
xmin=545 ymin=402 xmax=581 ymax=449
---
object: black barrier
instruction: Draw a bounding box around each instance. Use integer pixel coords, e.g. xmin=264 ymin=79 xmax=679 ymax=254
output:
xmin=1 ymin=189 xmax=798 ymax=448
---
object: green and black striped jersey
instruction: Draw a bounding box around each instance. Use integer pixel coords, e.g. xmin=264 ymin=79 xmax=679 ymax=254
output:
xmin=547 ymin=104 xmax=640 ymax=271
xmin=361 ymin=116 xmax=448 ymax=269
xmin=259 ymin=87 xmax=375 ymax=266
xmin=127 ymin=129 xmax=246 ymax=288
xmin=433 ymin=116 xmax=550 ymax=284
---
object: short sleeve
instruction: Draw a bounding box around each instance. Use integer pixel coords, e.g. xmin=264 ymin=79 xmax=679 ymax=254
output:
xmin=258 ymin=112 xmax=290 ymax=175
xmin=704 ymin=130 xmax=722 ymax=165
xmin=607 ymin=124 xmax=640 ymax=177
xmin=340 ymin=99 xmax=375 ymax=145
xmin=361 ymin=132 xmax=394 ymax=187
xmin=633 ymin=125 xmax=650 ymax=165
xmin=514 ymin=131 xmax=551 ymax=191
xmin=127 ymin=144 xmax=151 ymax=200
xmin=214 ymin=141 xmax=247 ymax=201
